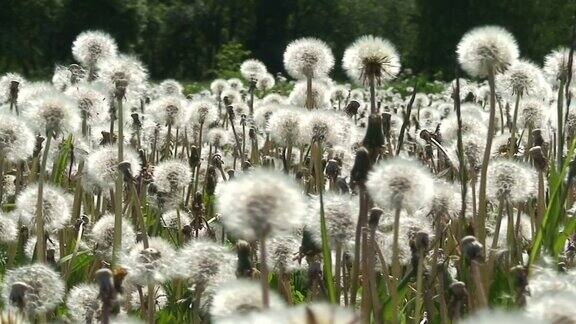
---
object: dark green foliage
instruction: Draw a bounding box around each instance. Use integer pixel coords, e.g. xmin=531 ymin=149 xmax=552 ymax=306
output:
xmin=0 ymin=0 xmax=574 ymax=81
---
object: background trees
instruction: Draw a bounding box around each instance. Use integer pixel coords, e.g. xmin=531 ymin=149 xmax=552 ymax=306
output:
xmin=1 ymin=0 xmax=574 ymax=81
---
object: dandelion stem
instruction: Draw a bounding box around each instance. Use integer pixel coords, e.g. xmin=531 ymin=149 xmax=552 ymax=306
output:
xmin=259 ymin=236 xmax=270 ymax=308
xmin=390 ymin=207 xmax=402 ymax=324
xmin=112 ymin=96 xmax=124 ymax=267
xmin=35 ymin=132 xmax=52 ymax=263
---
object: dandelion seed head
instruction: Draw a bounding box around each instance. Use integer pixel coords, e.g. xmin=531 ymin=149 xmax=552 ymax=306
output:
xmin=24 ymin=91 xmax=80 ymax=135
xmin=66 ymin=283 xmax=100 ymax=324
xmin=256 ymin=73 xmax=276 ymax=91
xmin=288 ymin=302 xmax=360 ymax=324
xmin=227 ymin=78 xmax=244 ymax=90
xmin=266 ymin=233 xmax=302 ymax=273
xmin=177 ymin=240 xmax=236 ymax=284
xmin=210 ymin=279 xmax=286 ymax=321
xmin=122 ymin=236 xmax=178 ymax=285
xmin=497 ymin=59 xmax=548 ymax=97
xmin=367 ymin=157 xmax=434 ymax=211
xmin=153 ymin=159 xmax=192 ymax=193
xmin=51 ymin=65 xmax=72 ymax=91
xmin=240 ymin=59 xmax=267 ymax=81
xmin=129 ymin=285 xmax=168 ymax=312
xmin=487 ymin=160 xmax=536 ymax=203
xmin=85 ymin=145 xmax=141 ymax=190
xmin=158 ymin=79 xmax=183 ymax=96
xmin=160 ymin=209 xmax=192 ymax=230
xmin=25 ymin=236 xmax=60 ymax=261
xmin=217 ymin=170 xmax=306 ymax=240
xmin=0 ymin=113 xmax=35 ymax=162
xmin=221 ymin=89 xmax=242 ymax=104
xmin=427 ymin=180 xmax=462 ymax=221
xmin=0 ymin=73 xmax=26 ymax=103
xmin=17 ymin=183 xmax=71 ymax=232
xmin=288 ymin=80 xmax=330 ymax=109
xmin=72 ymin=30 xmax=118 ymax=66
xmin=300 ymin=111 xmax=342 ymax=145
xmin=330 ymin=85 xmax=349 ymax=102
xmin=267 ymin=108 xmax=302 ymax=147
xmin=211 ymin=79 xmax=229 ymax=97
xmin=89 ymin=214 xmax=137 ymax=260
xmin=343 ymin=35 xmax=401 ymax=85
xmin=1 ymin=264 xmax=65 ymax=315
xmin=65 ymin=82 xmax=108 ymax=124
xmin=440 ymin=107 xmax=487 ymax=144
xmin=519 ymin=98 xmax=548 ymax=129
xmin=307 ymin=193 xmax=356 ymax=245
xmin=544 ymin=47 xmax=576 ymax=86
xmin=283 ymin=38 xmax=335 ymax=80
xmin=254 ymin=103 xmax=281 ymax=130
xmin=207 ymin=128 xmax=230 ymax=148
xmin=461 ymin=310 xmax=539 ymax=324
xmin=190 ymin=99 xmax=219 ymax=126
xmin=97 ymin=54 xmax=148 ymax=90
xmin=261 ymin=93 xmax=287 ymax=105
xmin=0 ymin=213 xmax=18 ymax=244
xmin=148 ymin=95 xmax=189 ymax=128
xmin=457 ymin=26 xmax=519 ymax=78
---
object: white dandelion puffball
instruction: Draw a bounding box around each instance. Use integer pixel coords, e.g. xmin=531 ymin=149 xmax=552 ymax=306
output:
xmin=342 ymin=35 xmax=401 ymax=85
xmin=240 ymin=59 xmax=267 ymax=81
xmin=122 ymin=236 xmax=177 ymax=285
xmin=88 ymin=214 xmax=137 ymax=260
xmin=148 ymin=95 xmax=190 ymax=128
xmin=177 ymin=240 xmax=236 ymax=284
xmin=65 ymin=82 xmax=109 ymax=124
xmin=1 ymin=264 xmax=65 ymax=315
xmin=189 ymin=99 xmax=219 ymax=126
xmin=207 ymin=127 xmax=230 ymax=148
xmin=544 ymin=47 xmax=576 ymax=86
xmin=97 ymin=54 xmax=148 ymax=89
xmin=227 ymin=78 xmax=244 ymax=90
xmin=266 ymin=233 xmax=302 ymax=273
xmin=72 ymin=30 xmax=118 ymax=66
xmin=487 ymin=159 xmax=536 ymax=203
xmin=66 ymin=283 xmax=100 ymax=323
xmin=217 ymin=170 xmax=306 ymax=240
xmin=283 ymin=37 xmax=335 ymax=80
xmin=257 ymin=73 xmax=276 ymax=91
xmin=367 ymin=157 xmax=434 ymax=211
xmin=460 ymin=310 xmax=540 ymax=324
xmin=0 ymin=113 xmax=35 ymax=162
xmin=24 ymin=91 xmax=80 ymax=135
xmin=158 ymin=79 xmax=183 ymax=96
xmin=496 ymin=59 xmax=548 ymax=97
xmin=267 ymin=108 xmax=302 ymax=147
xmin=85 ymin=145 xmax=141 ymax=190
xmin=210 ymin=79 xmax=229 ymax=97
xmin=0 ymin=213 xmax=18 ymax=244
xmin=152 ymin=159 xmax=192 ymax=193
xmin=210 ymin=279 xmax=286 ymax=321
xmin=160 ymin=209 xmax=192 ymax=229
xmin=300 ymin=110 xmax=342 ymax=145
xmin=457 ymin=26 xmax=519 ymax=78
xmin=288 ymin=80 xmax=330 ymax=109
xmin=287 ymin=302 xmax=360 ymax=324
xmin=17 ymin=183 xmax=71 ymax=232
xmin=25 ymin=236 xmax=61 ymax=261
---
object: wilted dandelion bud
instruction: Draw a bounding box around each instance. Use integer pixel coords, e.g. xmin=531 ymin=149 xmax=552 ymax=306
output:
xmin=343 ymin=35 xmax=401 ymax=85
xmin=283 ymin=38 xmax=334 ymax=80
xmin=368 ymin=207 xmax=383 ymax=229
xmin=350 ymin=147 xmax=370 ymax=186
xmin=1 ymin=264 xmax=65 ymax=316
xmin=16 ymin=183 xmax=71 ymax=232
xmin=72 ymin=30 xmax=118 ymax=68
xmin=209 ymin=279 xmax=286 ymax=321
xmin=529 ymin=146 xmax=547 ymax=171
xmin=461 ymin=235 xmax=483 ymax=262
xmin=457 ymin=26 xmax=519 ymax=77
xmin=413 ymin=230 xmax=430 ymax=252
xmin=362 ymin=114 xmax=385 ymax=155
xmin=0 ymin=73 xmax=25 ymax=104
xmin=366 ymin=157 xmax=434 ymax=211
xmin=0 ymin=113 xmax=35 ymax=162
xmin=217 ymin=170 xmax=305 ymax=241
xmin=345 ymin=100 xmax=360 ymax=117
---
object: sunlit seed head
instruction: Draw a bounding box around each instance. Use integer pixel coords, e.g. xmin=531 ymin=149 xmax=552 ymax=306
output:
xmin=457 ymin=26 xmax=519 ymax=78
xmin=0 ymin=213 xmax=18 ymax=244
xmin=307 ymin=193 xmax=357 ymax=245
xmin=209 ymin=279 xmax=286 ymax=321
xmin=66 ymin=283 xmax=100 ymax=323
xmin=51 ymin=65 xmax=72 ymax=91
xmin=148 ymin=95 xmax=190 ymax=128
xmin=158 ymin=79 xmax=183 ymax=96
xmin=97 ymin=54 xmax=148 ymax=90
xmin=240 ymin=59 xmax=267 ymax=81
xmin=288 ymin=80 xmax=330 ymax=109
xmin=256 ymin=73 xmax=276 ymax=91
xmin=284 ymin=38 xmax=335 ymax=80
xmin=300 ymin=110 xmax=341 ymax=145
xmin=227 ymin=78 xmax=244 ymax=91
xmin=121 ymin=236 xmax=178 ymax=285
xmin=343 ymin=35 xmax=401 ymax=86
xmin=16 ymin=183 xmax=71 ymax=232
xmin=288 ymin=302 xmax=360 ymax=324
xmin=426 ymin=180 xmax=462 ymax=222
xmin=24 ymin=91 xmax=80 ymax=135
xmin=72 ymin=30 xmax=117 ymax=67
xmin=1 ymin=264 xmax=65 ymax=315
xmin=190 ymin=99 xmax=219 ymax=126
xmin=486 ymin=159 xmax=536 ymax=203
xmin=0 ymin=73 xmax=26 ymax=103
xmin=261 ymin=93 xmax=287 ymax=105
xmin=210 ymin=79 xmax=230 ymax=97
xmin=253 ymin=103 xmax=281 ymax=130
xmin=153 ymin=159 xmax=192 ymax=193
xmin=177 ymin=240 xmax=236 ymax=285
xmin=0 ymin=113 xmax=35 ymax=162
xmin=461 ymin=310 xmax=540 ymax=324
xmin=65 ymin=82 xmax=108 ymax=124
xmin=366 ymin=157 xmax=434 ymax=211
xmin=85 ymin=145 xmax=141 ymax=190
xmin=330 ymin=85 xmax=349 ymax=102
xmin=25 ymin=236 xmax=60 ymax=261
xmin=544 ymin=47 xmax=576 ymax=86
xmin=267 ymin=108 xmax=303 ymax=147
xmin=217 ymin=170 xmax=306 ymax=240
xmin=207 ymin=127 xmax=230 ymax=148
xmin=221 ymin=89 xmax=242 ymax=104
xmin=266 ymin=233 xmax=302 ymax=273
xmin=496 ymin=59 xmax=548 ymax=98
xmin=89 ymin=213 xmax=137 ymax=260
xmin=519 ymin=98 xmax=549 ymax=129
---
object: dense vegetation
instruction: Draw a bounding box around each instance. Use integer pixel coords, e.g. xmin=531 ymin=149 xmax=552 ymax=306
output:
xmin=1 ymin=0 xmax=575 ymax=80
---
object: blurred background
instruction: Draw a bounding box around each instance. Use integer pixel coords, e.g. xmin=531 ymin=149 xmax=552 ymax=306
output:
xmin=1 ymin=0 xmax=574 ymax=82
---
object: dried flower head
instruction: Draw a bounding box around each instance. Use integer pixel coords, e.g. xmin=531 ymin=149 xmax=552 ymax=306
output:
xmin=283 ymin=38 xmax=335 ymax=80
xmin=457 ymin=26 xmax=519 ymax=77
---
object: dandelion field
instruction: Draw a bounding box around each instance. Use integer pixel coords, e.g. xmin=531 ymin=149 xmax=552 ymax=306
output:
xmin=1 ymin=22 xmax=576 ymax=324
